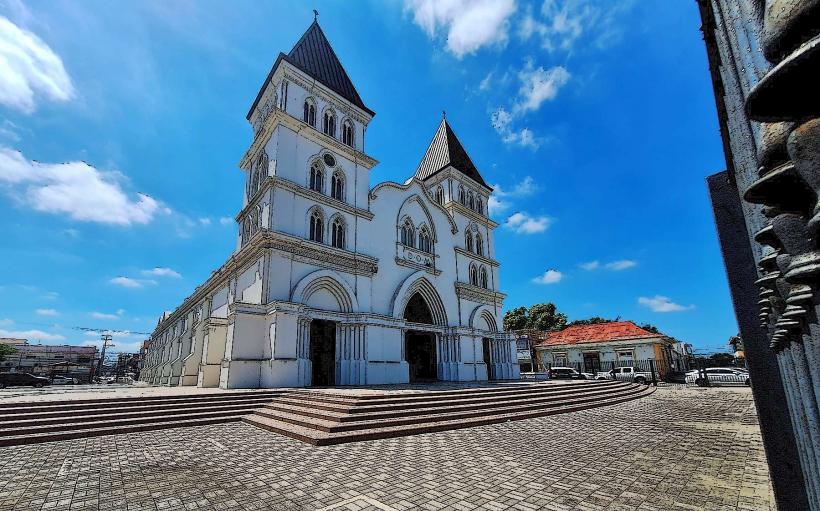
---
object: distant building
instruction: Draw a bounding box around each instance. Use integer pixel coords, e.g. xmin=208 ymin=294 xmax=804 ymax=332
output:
xmin=534 ymin=321 xmax=682 ymax=376
xmin=0 ymin=338 xmax=98 ymax=381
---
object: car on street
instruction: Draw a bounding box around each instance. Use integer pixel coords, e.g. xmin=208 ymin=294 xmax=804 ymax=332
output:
xmin=0 ymin=372 xmax=51 ymax=388
xmin=596 ymin=366 xmax=655 ymax=384
xmin=686 ymin=367 xmax=750 ymax=386
xmin=51 ymin=375 xmax=79 ymax=385
xmin=548 ymin=367 xmax=595 ymax=380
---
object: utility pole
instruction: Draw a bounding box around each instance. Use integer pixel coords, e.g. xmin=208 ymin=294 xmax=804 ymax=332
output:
xmin=96 ymin=334 xmax=113 ymax=378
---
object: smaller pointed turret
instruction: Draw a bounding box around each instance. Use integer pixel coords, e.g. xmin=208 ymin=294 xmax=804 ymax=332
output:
xmin=415 ymin=117 xmax=490 ymax=189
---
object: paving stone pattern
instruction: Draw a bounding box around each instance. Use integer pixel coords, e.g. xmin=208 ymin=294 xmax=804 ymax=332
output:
xmin=0 ymin=387 xmax=773 ymax=511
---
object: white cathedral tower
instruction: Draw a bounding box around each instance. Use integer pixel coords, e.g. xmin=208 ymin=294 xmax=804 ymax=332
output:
xmin=140 ymin=19 xmax=518 ymax=388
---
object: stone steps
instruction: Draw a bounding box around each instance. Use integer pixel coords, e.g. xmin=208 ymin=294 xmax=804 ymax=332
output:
xmin=262 ymin=383 xmax=633 ymax=421
xmin=243 ymin=382 xmax=655 ymax=445
xmin=0 ymin=390 xmax=285 ymax=447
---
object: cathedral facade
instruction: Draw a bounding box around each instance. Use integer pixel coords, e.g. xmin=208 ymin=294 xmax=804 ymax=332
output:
xmin=139 ymin=20 xmax=518 ymax=389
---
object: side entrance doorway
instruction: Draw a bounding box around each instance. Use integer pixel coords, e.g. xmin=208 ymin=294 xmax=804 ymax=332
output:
xmin=583 ymin=352 xmax=601 ymax=375
xmin=482 ymin=338 xmax=495 ymax=380
xmin=310 ymin=319 xmax=336 ymax=386
xmin=406 ymin=331 xmax=437 ymax=382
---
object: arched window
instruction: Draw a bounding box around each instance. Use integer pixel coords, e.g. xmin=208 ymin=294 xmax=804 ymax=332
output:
xmin=331 ymin=216 xmax=346 ymax=249
xmin=250 ymin=163 xmax=260 ymax=196
xmin=249 ymin=209 xmax=258 ymax=235
xmin=476 ymin=197 xmax=483 ymax=215
xmin=475 ymin=232 xmax=484 ymax=256
xmin=435 ymin=186 xmax=444 ymax=205
xmin=468 ymin=191 xmax=475 ymax=210
xmin=400 ymin=219 xmax=415 ymax=247
xmin=342 ymin=119 xmax=354 ymax=146
xmin=278 ymin=81 xmax=288 ymax=110
xmin=469 ymin=264 xmax=478 ymax=286
xmin=458 ymin=186 xmax=466 ymax=205
xmin=331 ymin=171 xmax=344 ymax=201
xmin=465 ymin=231 xmax=474 ymax=253
xmin=309 ymin=162 xmax=324 ymax=193
xmin=418 ymin=227 xmax=431 ymax=253
xmin=480 ymin=267 xmax=488 ymax=289
xmin=309 ymin=210 xmax=324 ymax=243
xmin=242 ymin=218 xmax=251 ymax=244
xmin=323 ymin=110 xmax=336 ymax=137
xmin=303 ymin=99 xmax=316 ymax=126
xmin=256 ymin=152 xmax=268 ymax=192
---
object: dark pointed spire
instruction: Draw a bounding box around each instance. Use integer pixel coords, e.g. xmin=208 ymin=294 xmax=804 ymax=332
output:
xmin=247 ymin=19 xmax=374 ymax=119
xmin=415 ymin=117 xmax=490 ymax=190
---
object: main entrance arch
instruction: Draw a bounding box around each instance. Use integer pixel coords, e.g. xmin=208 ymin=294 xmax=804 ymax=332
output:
xmin=404 ymin=292 xmax=438 ymax=382
xmin=310 ymin=319 xmax=336 ymax=386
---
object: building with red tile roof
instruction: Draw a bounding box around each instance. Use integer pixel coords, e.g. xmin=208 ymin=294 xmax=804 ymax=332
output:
xmin=532 ymin=321 xmax=685 ymax=376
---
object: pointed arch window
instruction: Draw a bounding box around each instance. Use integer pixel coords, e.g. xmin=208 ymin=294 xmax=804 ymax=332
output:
xmin=458 ymin=186 xmax=466 ymax=205
xmin=331 ymin=216 xmax=346 ymax=249
xmin=480 ymin=267 xmax=488 ymax=289
xmin=418 ymin=227 xmax=432 ymax=253
xmin=250 ymin=163 xmax=260 ymax=196
xmin=476 ymin=197 xmax=483 ymax=215
xmin=465 ymin=231 xmax=474 ymax=253
xmin=323 ymin=111 xmax=336 ymax=138
xmin=469 ymin=264 xmax=478 ymax=286
xmin=309 ymin=162 xmax=324 ymax=193
xmin=342 ymin=119 xmax=354 ymax=147
xmin=303 ymin=99 xmax=316 ymax=126
xmin=400 ymin=219 xmax=415 ymax=247
xmin=435 ymin=186 xmax=445 ymax=205
xmin=278 ymin=81 xmax=288 ymax=110
xmin=468 ymin=191 xmax=475 ymax=210
xmin=309 ymin=209 xmax=324 ymax=243
xmin=475 ymin=232 xmax=484 ymax=256
xmin=331 ymin=171 xmax=344 ymax=201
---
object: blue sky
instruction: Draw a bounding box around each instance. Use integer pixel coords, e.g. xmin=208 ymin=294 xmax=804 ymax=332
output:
xmin=0 ymin=0 xmax=734 ymax=355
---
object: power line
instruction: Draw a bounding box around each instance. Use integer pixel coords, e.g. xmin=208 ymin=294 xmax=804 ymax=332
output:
xmin=6 ymin=319 xmax=151 ymax=336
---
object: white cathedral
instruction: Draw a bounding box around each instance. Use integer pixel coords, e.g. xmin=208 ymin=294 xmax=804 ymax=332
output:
xmin=139 ymin=20 xmax=519 ymax=388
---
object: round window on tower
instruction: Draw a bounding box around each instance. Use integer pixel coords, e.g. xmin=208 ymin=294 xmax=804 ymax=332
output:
xmin=323 ymin=153 xmax=336 ymax=167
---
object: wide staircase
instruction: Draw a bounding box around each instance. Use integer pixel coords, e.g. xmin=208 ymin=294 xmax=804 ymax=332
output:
xmin=0 ymin=390 xmax=284 ymax=447
xmin=243 ymin=380 xmax=654 ymax=445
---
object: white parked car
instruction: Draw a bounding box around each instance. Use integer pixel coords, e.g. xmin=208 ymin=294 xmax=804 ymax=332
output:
xmin=50 ymin=375 xmax=79 ymax=385
xmin=596 ymin=366 xmax=655 ymax=384
xmin=686 ymin=367 xmax=750 ymax=386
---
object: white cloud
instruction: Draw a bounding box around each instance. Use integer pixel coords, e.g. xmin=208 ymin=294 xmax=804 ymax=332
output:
xmin=0 ymin=147 xmax=165 ymax=225
xmin=514 ymin=60 xmax=570 ymax=113
xmin=0 ymin=318 xmax=13 ymax=326
xmin=404 ymin=0 xmax=517 ymax=58
xmin=504 ymin=211 xmax=552 ymax=234
xmin=638 ymin=295 xmax=694 ymax=313
xmin=478 ymin=71 xmax=494 ymax=91
xmin=489 ymin=176 xmax=539 ymax=215
xmin=198 ymin=217 xmax=211 ymax=226
xmin=519 ymin=1 xmax=632 ymax=54
xmin=109 ymin=276 xmax=155 ymax=289
xmin=0 ymin=16 xmax=74 ymax=113
xmin=0 ymin=120 xmax=21 ymax=141
xmin=532 ymin=269 xmax=563 ymax=284
xmin=41 ymin=291 xmax=59 ymax=300
xmin=579 ymin=260 xmax=600 ymax=270
xmin=91 ymin=311 xmax=120 ymax=320
xmin=141 ymin=267 xmax=181 ymax=278
xmin=0 ymin=328 xmax=64 ymax=341
xmin=491 ymin=107 xmax=543 ymax=150
xmin=35 ymin=308 xmax=58 ymax=316
xmin=580 ymin=259 xmax=637 ymax=271
xmin=219 ymin=216 xmax=233 ymax=226
xmin=605 ymin=259 xmax=637 ymax=270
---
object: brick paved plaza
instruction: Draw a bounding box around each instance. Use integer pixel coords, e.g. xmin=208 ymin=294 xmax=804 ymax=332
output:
xmin=0 ymin=387 xmax=773 ymax=511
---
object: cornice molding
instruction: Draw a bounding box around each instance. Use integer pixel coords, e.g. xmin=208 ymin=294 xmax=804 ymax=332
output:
xmin=454 ymin=247 xmax=500 ymax=267
xmin=448 ymin=201 xmax=499 ymax=228
xmin=455 ymin=282 xmax=506 ymax=306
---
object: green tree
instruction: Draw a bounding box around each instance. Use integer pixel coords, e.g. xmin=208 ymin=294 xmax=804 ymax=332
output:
xmin=639 ymin=323 xmax=660 ymax=334
xmin=566 ymin=316 xmax=616 ymax=327
xmin=528 ymin=303 xmax=567 ymax=332
xmin=0 ymin=344 xmax=17 ymax=362
xmin=503 ymin=307 xmax=529 ymax=331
